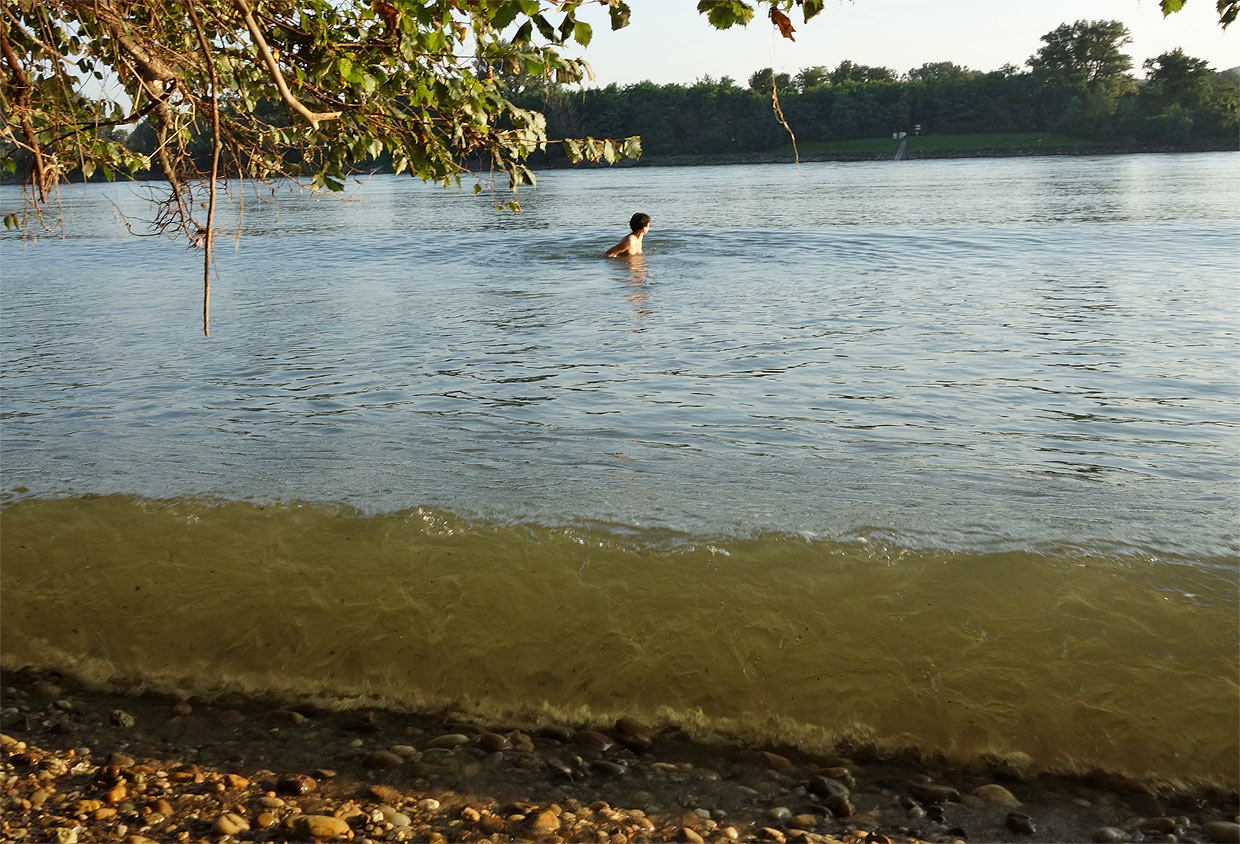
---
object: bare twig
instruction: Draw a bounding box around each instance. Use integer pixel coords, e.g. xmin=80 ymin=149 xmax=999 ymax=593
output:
xmin=187 ymin=2 xmax=221 ymax=338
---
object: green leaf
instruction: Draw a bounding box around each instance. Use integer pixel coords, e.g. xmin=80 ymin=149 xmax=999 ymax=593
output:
xmin=573 ymin=20 xmax=592 ymax=47
xmin=697 ymin=0 xmax=754 ymax=29
xmin=533 ymin=14 xmax=556 ymax=40
xmin=622 ymin=135 xmax=642 ymax=158
xmin=4 ymin=213 xmax=21 ymax=229
xmin=609 ymin=1 xmax=631 ymax=30
xmin=1159 ymin=0 xmax=1186 ymax=14
xmin=492 ymin=2 xmax=521 ymax=30
xmin=81 ymin=160 xmax=96 ymax=180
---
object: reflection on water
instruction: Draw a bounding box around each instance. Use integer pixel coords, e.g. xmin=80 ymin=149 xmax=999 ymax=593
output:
xmin=615 ymin=253 xmax=651 ymax=321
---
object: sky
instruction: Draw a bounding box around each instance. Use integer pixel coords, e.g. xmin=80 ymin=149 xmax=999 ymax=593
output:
xmin=567 ymin=0 xmax=1237 ymax=87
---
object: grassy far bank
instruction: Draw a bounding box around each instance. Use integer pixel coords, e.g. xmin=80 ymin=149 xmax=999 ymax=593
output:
xmin=574 ymin=131 xmax=1234 ymax=168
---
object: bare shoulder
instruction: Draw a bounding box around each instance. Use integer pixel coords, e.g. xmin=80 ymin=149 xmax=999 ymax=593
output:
xmin=605 ymin=234 xmax=635 ymax=258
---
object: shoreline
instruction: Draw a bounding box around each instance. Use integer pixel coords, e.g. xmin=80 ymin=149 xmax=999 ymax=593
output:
xmin=2 ymin=142 xmax=1235 ymax=190
xmin=3 ymin=666 xmax=1237 ymax=844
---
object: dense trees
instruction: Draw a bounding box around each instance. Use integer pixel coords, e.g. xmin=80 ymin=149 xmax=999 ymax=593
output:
xmin=512 ymin=21 xmax=1235 ymax=164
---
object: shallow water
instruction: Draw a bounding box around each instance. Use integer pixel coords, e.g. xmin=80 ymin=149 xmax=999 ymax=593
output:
xmin=2 ymin=153 xmax=1238 ymax=786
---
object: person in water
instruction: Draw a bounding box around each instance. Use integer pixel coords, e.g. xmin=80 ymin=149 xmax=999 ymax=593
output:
xmin=605 ymin=212 xmax=650 ymax=257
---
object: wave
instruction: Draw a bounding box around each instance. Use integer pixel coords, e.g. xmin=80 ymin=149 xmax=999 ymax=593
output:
xmin=2 ymin=494 xmax=1237 ymax=789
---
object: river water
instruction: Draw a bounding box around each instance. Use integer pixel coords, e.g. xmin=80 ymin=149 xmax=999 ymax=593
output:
xmin=2 ymin=153 xmax=1237 ymax=788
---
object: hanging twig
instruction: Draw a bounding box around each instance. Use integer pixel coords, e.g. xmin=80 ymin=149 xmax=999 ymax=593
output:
xmin=771 ymin=74 xmax=799 ymax=165
xmin=187 ymin=2 xmax=221 ymax=337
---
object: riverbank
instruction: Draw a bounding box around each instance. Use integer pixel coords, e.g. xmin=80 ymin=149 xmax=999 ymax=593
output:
xmin=531 ymin=137 xmax=1236 ymax=169
xmin=2 ymin=666 xmax=1237 ymax=844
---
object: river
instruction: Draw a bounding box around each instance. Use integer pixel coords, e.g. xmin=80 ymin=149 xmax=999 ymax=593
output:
xmin=2 ymin=152 xmax=1237 ymax=788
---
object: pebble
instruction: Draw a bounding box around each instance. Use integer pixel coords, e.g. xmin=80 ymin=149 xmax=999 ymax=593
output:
xmin=287 ymin=814 xmax=351 ymax=840
xmin=390 ymin=744 xmax=419 ymax=758
xmin=477 ymin=732 xmax=510 ymax=753
xmin=368 ymin=784 xmax=403 ymax=804
xmin=213 ymin=812 xmax=250 ymax=836
xmin=808 ymin=776 xmax=850 ymax=800
xmin=53 ymin=830 xmax=78 ymax=844
xmin=590 ymin=760 xmax=628 ymax=776
xmin=379 ymin=806 xmax=411 ymax=828
xmin=427 ymin=733 xmax=470 ymax=749
xmin=616 ymin=717 xmax=653 ymax=749
xmin=460 ymin=806 xmax=481 ymax=823
xmin=110 ymin=709 xmax=135 ymax=729
xmin=682 ymin=828 xmax=706 ymax=844
xmin=910 ymin=782 xmax=961 ymax=804
xmin=417 ymin=798 xmax=440 ymax=812
xmin=363 ymin=750 xmax=404 ymax=768
xmin=268 ymin=708 xmax=307 ymax=725
xmin=258 ymin=795 xmax=285 ymax=808
xmin=277 ymin=773 xmax=317 ymax=795
xmin=1007 ymin=812 xmax=1037 ymax=835
xmin=767 ymin=806 xmax=793 ymax=822
xmin=975 ymin=783 xmax=1021 ymax=807
xmin=1092 ymin=827 xmax=1127 ymax=843
xmin=1205 ymin=821 xmax=1240 ymax=843
xmin=530 ymin=809 xmax=561 ymax=835
xmin=577 ymin=730 xmax=617 ymax=752
xmin=757 ymin=750 xmax=793 ymax=771
xmin=255 ymin=812 xmax=278 ymax=829
xmin=792 ymin=813 xmax=818 ymax=828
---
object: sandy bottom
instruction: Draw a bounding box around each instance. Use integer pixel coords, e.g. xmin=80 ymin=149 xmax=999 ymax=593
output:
xmin=2 ymin=666 xmax=1237 ymax=844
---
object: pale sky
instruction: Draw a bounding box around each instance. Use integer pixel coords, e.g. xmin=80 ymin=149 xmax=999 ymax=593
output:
xmin=569 ymin=0 xmax=1237 ymax=87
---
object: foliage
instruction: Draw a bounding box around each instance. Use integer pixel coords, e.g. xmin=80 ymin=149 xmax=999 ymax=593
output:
xmin=0 ymin=0 xmax=829 ymax=332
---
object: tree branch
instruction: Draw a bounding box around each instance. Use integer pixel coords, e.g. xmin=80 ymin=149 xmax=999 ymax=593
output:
xmin=233 ymin=0 xmax=341 ymax=130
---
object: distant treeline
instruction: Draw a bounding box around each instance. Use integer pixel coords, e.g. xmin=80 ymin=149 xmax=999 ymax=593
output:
xmin=509 ymin=24 xmax=1237 ymax=162
xmin=12 ymin=19 xmax=1237 ymax=187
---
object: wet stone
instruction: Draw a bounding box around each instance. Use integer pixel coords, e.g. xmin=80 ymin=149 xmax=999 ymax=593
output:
xmin=1140 ymin=817 xmax=1178 ymax=834
xmin=1092 ymin=827 xmax=1127 ymax=843
xmin=616 ymin=717 xmax=653 ymax=749
xmin=1007 ymin=812 xmax=1037 ymax=835
xmin=682 ymin=828 xmax=706 ymax=844
xmin=363 ymin=750 xmax=404 ymax=768
xmin=590 ymin=760 xmax=628 ymax=776
xmin=417 ymin=798 xmax=440 ymax=812
xmin=808 ymin=776 xmax=850 ymax=800
xmin=277 ymin=773 xmax=317 ymax=795
xmin=974 ymin=783 xmax=1020 ymax=807
xmin=427 ymin=733 xmax=470 ymax=749
xmin=577 ymin=730 xmax=617 ymax=753
xmin=477 ymin=732 xmax=510 ymax=753
xmin=110 ymin=710 xmax=135 ymax=729
xmin=910 ymin=782 xmax=960 ymax=804
xmin=1205 ymin=821 xmax=1240 ymax=843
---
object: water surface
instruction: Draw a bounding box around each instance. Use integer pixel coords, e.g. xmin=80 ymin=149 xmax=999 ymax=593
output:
xmin=2 ymin=153 xmax=1238 ymax=786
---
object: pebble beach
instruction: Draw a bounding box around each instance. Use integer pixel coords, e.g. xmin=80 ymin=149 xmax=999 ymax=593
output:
xmin=2 ymin=667 xmax=1237 ymax=844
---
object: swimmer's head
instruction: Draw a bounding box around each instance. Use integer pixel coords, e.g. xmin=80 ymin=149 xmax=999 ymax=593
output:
xmin=630 ymin=212 xmax=651 ymax=233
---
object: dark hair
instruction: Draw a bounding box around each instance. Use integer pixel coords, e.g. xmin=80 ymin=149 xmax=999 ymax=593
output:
xmin=629 ymin=212 xmax=651 ymax=232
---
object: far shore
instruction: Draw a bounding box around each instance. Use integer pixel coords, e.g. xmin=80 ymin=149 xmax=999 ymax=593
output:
xmin=2 ymin=137 xmax=1235 ymax=191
